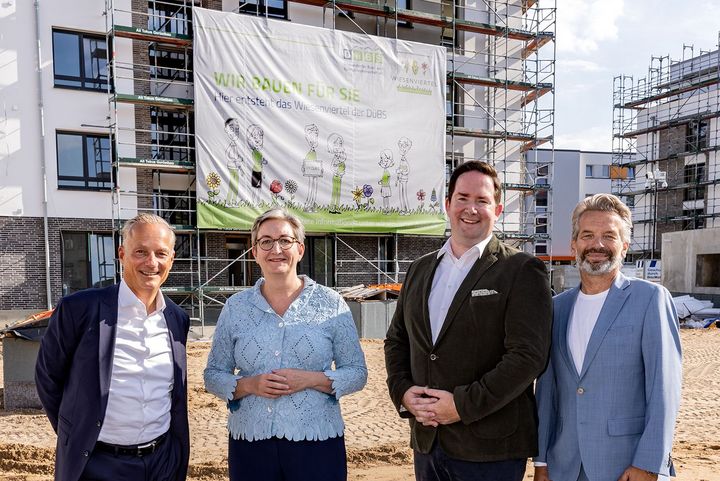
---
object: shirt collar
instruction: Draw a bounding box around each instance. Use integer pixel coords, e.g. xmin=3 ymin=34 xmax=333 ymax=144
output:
xmin=250 ymin=275 xmax=316 ymax=312
xmin=436 ymin=234 xmax=493 ymax=262
xmin=118 ymin=279 xmax=166 ymax=314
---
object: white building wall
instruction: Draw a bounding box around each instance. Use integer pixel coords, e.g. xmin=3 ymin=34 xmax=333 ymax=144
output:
xmin=1 ymin=0 xmax=136 ymax=219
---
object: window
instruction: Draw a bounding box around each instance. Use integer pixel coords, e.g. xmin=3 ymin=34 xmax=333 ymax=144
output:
xmin=682 ymin=209 xmax=705 ymax=230
xmin=149 ymin=45 xmax=191 ymax=82
xmin=52 ymin=29 xmax=109 ymax=91
xmin=153 ymin=189 xmax=196 ymax=226
xmin=396 ymin=0 xmax=413 ymax=27
xmin=62 ymin=232 xmax=116 ymax=295
xmin=585 ymin=165 xmax=593 ymax=177
xmin=600 ymin=165 xmax=610 ymax=178
xmin=151 ymin=109 xmax=194 ymax=162
xmin=624 ymin=195 xmax=635 ymax=208
xmin=627 ymin=166 xmax=635 ymax=179
xmin=683 ymin=163 xmax=706 ymax=202
xmin=696 ymin=254 xmax=720 ymax=287
xmin=446 ymin=83 xmax=463 ymax=126
xmin=297 ymin=237 xmax=334 ymax=287
xmin=148 ymin=1 xmax=192 ymax=35
xmin=56 ymin=132 xmax=112 ymax=190
xmin=535 ymin=190 xmax=548 ymax=210
xmin=534 ymin=216 xmax=548 ymax=234
xmin=238 ymin=0 xmax=288 ymax=19
xmin=534 ymin=242 xmax=548 ymax=256
xmin=379 ymin=237 xmax=397 ymax=279
xmin=446 ymin=154 xmax=462 ymax=190
xmin=686 ymin=119 xmax=708 ymax=152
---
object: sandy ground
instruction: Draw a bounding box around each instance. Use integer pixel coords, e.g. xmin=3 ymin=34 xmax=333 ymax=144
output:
xmin=1 ymin=331 xmax=718 ymax=480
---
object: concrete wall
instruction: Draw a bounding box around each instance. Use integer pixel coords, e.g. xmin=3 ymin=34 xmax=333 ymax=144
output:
xmin=662 ymin=228 xmax=720 ymax=296
xmin=2 ymin=337 xmax=41 ymax=409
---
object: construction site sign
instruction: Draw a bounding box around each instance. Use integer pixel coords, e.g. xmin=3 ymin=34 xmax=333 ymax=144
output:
xmin=193 ymin=7 xmax=447 ymax=234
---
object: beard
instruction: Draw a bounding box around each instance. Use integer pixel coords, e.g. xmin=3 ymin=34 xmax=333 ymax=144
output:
xmin=576 ymin=247 xmax=623 ymax=276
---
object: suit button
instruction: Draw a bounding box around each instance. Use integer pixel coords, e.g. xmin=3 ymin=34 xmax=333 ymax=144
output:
xmin=82 ymin=450 xmax=89 ymax=457
xmin=430 ymin=354 xmax=438 ymax=361
xmin=577 ymin=387 xmax=585 ymax=395
xmin=96 ymin=420 xmax=102 ymax=427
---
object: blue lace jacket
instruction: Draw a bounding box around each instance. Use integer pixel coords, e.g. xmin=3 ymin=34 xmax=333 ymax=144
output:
xmin=203 ymin=276 xmax=368 ymax=441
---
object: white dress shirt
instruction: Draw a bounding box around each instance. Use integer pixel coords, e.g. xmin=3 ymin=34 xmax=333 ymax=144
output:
xmin=567 ymin=288 xmax=609 ymax=374
xmin=428 ymin=235 xmax=492 ymax=344
xmin=98 ymin=280 xmax=174 ymax=445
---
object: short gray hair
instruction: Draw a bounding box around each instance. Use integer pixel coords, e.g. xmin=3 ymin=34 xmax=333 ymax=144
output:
xmin=122 ymin=213 xmax=176 ymax=246
xmin=251 ymin=208 xmax=305 ymax=246
xmin=571 ymin=193 xmax=632 ymax=243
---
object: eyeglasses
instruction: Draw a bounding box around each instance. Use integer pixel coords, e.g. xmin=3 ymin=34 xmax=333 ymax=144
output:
xmin=255 ymin=236 xmax=298 ymax=251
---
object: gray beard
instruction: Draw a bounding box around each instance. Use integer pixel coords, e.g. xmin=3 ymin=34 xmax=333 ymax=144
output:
xmin=576 ymin=252 xmax=622 ymax=276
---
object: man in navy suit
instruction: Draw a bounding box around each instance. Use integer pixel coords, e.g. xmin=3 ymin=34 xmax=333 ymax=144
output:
xmin=534 ymin=194 xmax=682 ymax=481
xmin=36 ymin=213 xmax=190 ymax=481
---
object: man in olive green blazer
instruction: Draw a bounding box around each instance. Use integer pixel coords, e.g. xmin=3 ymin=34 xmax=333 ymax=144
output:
xmin=385 ymin=161 xmax=552 ymax=481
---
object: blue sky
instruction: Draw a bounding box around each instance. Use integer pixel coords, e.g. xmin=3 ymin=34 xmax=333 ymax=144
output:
xmin=554 ymin=0 xmax=720 ymax=151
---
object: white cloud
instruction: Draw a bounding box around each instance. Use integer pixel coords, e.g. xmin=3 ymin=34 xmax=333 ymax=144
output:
xmin=558 ymin=0 xmax=625 ymax=55
xmin=557 ymin=59 xmax=605 ymax=72
xmin=554 ymin=125 xmax=612 ymax=152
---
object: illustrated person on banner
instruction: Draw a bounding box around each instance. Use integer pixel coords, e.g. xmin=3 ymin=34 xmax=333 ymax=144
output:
xmin=247 ymin=124 xmax=266 ymax=204
xmin=35 ymin=213 xmax=190 ymax=481
xmin=328 ymin=133 xmax=346 ymax=214
xmin=378 ymin=149 xmax=394 ymax=214
xmin=204 ymin=208 xmax=367 ymax=481
xmin=302 ymin=124 xmax=323 ymax=212
xmin=225 ymin=118 xmax=244 ymax=207
xmin=396 ymin=137 xmax=412 ymax=215
xmin=384 ymin=160 xmax=552 ymax=481
xmin=534 ymin=193 xmax=682 ymax=481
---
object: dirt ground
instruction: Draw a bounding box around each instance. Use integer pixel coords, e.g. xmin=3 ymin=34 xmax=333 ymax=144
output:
xmin=1 ymin=331 xmax=718 ymax=480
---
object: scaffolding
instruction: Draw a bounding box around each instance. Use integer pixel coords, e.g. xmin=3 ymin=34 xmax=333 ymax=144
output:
xmin=103 ymin=0 xmax=555 ymax=325
xmin=612 ymin=35 xmax=720 ymax=259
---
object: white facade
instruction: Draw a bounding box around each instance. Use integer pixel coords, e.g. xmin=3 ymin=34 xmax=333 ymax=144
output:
xmin=532 ymin=149 xmax=615 ymax=259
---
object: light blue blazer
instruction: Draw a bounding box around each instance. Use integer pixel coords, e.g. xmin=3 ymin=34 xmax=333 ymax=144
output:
xmin=535 ymin=273 xmax=682 ymax=481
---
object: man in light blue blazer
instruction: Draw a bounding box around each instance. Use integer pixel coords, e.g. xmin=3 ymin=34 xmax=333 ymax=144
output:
xmin=534 ymin=194 xmax=682 ymax=481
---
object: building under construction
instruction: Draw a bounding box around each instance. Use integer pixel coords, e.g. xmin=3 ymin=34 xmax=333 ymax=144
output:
xmin=0 ymin=0 xmax=555 ymax=322
xmin=612 ymin=39 xmax=720 ymax=260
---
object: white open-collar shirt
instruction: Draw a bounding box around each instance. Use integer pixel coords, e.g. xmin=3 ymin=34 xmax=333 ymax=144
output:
xmin=428 ymin=235 xmax=492 ymax=344
xmin=98 ymin=280 xmax=174 ymax=445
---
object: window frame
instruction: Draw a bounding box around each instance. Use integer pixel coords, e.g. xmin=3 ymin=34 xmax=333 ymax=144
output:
xmin=61 ymin=230 xmax=116 ymax=296
xmin=56 ymin=130 xmax=113 ymax=191
xmin=52 ymin=28 xmax=110 ymax=92
xmin=237 ymin=0 xmax=288 ymax=20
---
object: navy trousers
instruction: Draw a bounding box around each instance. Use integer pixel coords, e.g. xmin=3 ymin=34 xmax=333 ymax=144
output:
xmin=414 ymin=443 xmax=526 ymax=481
xmin=80 ymin=435 xmax=179 ymax=481
xmin=228 ymin=435 xmax=347 ymax=481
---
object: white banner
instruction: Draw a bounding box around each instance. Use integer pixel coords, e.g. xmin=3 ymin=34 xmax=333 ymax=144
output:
xmin=193 ymin=8 xmax=446 ymax=234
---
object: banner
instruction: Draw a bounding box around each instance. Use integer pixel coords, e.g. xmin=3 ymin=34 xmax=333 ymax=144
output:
xmin=193 ymin=8 xmax=447 ymax=234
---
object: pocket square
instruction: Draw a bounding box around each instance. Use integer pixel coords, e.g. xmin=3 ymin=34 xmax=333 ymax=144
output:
xmin=472 ymin=289 xmax=498 ymax=297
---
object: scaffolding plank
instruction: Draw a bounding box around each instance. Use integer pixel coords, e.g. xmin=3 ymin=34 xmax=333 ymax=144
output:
xmin=615 ymin=110 xmax=720 ymax=139
xmin=452 ymin=73 xmax=551 ymax=93
xmin=614 ymin=77 xmax=720 ymax=109
xmin=113 ymin=93 xmax=194 ymax=109
xmin=287 ymin=0 xmax=546 ymax=42
xmin=117 ymin=157 xmax=195 ymax=171
xmin=521 ymin=33 xmax=553 ymax=59
xmin=520 ymin=136 xmax=552 ymax=152
xmin=448 ymin=126 xmax=535 ymax=142
xmin=113 ymin=25 xmax=192 ymax=47
xmin=520 ymin=86 xmax=552 ymax=106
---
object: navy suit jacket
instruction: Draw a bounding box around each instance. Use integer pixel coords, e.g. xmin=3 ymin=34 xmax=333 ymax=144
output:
xmin=35 ymin=284 xmax=190 ymax=481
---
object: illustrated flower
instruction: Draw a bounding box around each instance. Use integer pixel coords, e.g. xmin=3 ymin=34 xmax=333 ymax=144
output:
xmin=411 ymin=60 xmax=419 ymax=75
xmin=363 ymin=184 xmax=373 ymax=198
xmin=284 ymin=179 xmax=298 ymax=195
xmin=417 ymin=189 xmax=426 ymax=202
xmin=421 ymin=62 xmax=429 ymax=74
xmin=352 ymin=186 xmax=363 ymax=205
xmin=206 ymin=172 xmax=221 ymax=191
xmin=270 ymin=180 xmax=283 ymax=194
xmin=430 ymin=188 xmax=437 ymax=203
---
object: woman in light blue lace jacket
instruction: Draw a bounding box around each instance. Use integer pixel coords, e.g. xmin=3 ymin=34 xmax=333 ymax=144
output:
xmin=204 ymin=208 xmax=367 ymax=481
